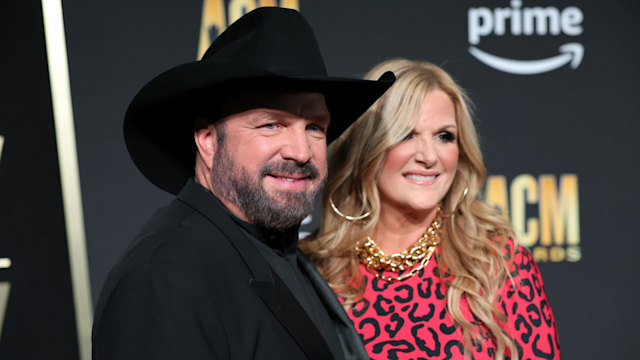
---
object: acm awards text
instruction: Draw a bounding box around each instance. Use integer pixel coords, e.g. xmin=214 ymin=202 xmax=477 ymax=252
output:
xmin=485 ymin=173 xmax=581 ymax=263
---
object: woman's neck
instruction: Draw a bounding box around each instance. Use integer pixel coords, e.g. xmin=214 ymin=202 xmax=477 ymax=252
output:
xmin=372 ymin=206 xmax=438 ymax=255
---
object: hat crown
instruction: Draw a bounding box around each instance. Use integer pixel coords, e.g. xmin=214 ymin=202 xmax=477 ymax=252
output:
xmin=124 ymin=7 xmax=394 ymax=195
xmin=202 ymin=7 xmax=327 ymax=77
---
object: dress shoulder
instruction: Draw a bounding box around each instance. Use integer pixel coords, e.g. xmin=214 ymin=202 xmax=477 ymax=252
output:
xmin=498 ymin=239 xmax=561 ymax=360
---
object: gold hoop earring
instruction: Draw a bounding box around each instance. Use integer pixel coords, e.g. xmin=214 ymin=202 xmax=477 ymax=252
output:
xmin=440 ymin=187 xmax=468 ymax=218
xmin=330 ymin=198 xmax=370 ymax=221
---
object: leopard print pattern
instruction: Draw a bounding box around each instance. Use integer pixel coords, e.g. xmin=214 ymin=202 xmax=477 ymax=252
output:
xmin=347 ymin=240 xmax=560 ymax=360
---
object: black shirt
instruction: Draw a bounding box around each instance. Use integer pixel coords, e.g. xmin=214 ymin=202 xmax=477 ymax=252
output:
xmin=209 ymin=193 xmax=344 ymax=359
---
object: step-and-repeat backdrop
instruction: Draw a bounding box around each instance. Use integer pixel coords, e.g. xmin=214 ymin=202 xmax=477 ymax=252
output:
xmin=1 ymin=0 xmax=638 ymax=359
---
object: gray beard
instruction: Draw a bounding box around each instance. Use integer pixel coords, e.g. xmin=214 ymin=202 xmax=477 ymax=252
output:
xmin=210 ymin=140 xmax=324 ymax=230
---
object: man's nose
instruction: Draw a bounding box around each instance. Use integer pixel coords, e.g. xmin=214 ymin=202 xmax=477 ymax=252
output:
xmin=280 ymin=127 xmax=312 ymax=164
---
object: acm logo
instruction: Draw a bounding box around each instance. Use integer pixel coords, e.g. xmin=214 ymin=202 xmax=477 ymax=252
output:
xmin=468 ymin=0 xmax=585 ymax=75
xmin=484 ymin=174 xmax=581 ymax=263
xmin=198 ymin=0 xmax=300 ymax=58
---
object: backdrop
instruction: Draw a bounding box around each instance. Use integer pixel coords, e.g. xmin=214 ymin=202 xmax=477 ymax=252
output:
xmin=1 ymin=0 xmax=638 ymax=359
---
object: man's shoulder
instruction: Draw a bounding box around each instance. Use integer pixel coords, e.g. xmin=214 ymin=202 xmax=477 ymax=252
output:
xmin=94 ymin=196 xmax=248 ymax=320
xmin=134 ymin=196 xmax=209 ymax=240
xmin=120 ymin=197 xmax=235 ymax=269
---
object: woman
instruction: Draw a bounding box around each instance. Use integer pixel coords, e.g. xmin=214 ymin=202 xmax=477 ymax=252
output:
xmin=301 ymin=59 xmax=560 ymax=360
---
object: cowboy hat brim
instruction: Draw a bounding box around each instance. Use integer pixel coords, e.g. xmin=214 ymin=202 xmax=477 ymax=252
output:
xmin=124 ymin=60 xmax=395 ymax=195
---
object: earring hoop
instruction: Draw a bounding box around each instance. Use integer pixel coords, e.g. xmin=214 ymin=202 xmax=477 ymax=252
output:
xmin=440 ymin=187 xmax=468 ymax=218
xmin=330 ymin=198 xmax=370 ymax=221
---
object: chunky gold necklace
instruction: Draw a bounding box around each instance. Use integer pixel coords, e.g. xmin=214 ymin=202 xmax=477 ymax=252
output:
xmin=355 ymin=214 xmax=442 ymax=282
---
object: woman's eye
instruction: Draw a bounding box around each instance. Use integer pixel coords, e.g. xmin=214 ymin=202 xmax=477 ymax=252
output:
xmin=437 ymin=131 xmax=456 ymax=142
xmin=402 ymin=133 xmax=414 ymax=141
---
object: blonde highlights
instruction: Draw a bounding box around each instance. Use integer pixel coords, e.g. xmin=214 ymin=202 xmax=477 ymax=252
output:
xmin=301 ymin=59 xmax=518 ymax=359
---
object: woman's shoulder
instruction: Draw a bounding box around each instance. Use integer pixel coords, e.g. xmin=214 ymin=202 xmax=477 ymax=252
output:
xmin=502 ymin=238 xmax=540 ymax=277
xmin=489 ymin=236 xmax=536 ymax=273
xmin=486 ymin=235 xmax=548 ymax=302
xmin=496 ymin=242 xmax=561 ymax=358
xmin=497 ymin=237 xmax=550 ymax=309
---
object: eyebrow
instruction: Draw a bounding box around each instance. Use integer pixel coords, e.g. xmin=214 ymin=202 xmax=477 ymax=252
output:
xmin=437 ymin=124 xmax=458 ymax=131
xmin=310 ymin=113 xmax=331 ymax=125
xmin=257 ymin=108 xmax=330 ymax=124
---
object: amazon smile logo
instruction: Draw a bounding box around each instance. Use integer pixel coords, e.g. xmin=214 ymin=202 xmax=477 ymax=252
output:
xmin=468 ymin=0 xmax=584 ymax=75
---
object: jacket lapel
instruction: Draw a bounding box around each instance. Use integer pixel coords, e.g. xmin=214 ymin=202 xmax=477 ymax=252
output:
xmin=250 ymin=272 xmax=334 ymax=360
xmin=298 ymin=252 xmax=369 ymax=360
xmin=177 ymin=180 xmax=335 ymax=360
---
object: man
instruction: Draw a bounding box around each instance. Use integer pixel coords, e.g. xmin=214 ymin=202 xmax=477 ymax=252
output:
xmin=92 ymin=7 xmax=393 ymax=360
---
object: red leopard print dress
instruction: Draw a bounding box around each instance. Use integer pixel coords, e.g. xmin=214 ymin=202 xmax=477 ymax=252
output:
xmin=346 ymin=239 xmax=560 ymax=360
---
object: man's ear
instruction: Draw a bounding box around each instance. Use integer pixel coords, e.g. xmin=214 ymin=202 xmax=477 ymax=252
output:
xmin=194 ymin=120 xmax=217 ymax=168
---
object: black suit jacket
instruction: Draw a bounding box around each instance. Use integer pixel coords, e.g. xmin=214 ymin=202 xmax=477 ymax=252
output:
xmin=92 ymin=179 xmax=368 ymax=360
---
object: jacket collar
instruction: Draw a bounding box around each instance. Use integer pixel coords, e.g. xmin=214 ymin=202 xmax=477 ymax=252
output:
xmin=298 ymin=252 xmax=369 ymax=360
xmin=176 ymin=179 xmax=339 ymax=360
xmin=233 ymin=215 xmax=299 ymax=257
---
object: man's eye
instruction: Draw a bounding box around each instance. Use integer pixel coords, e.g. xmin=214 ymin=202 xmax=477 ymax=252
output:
xmin=307 ymin=124 xmax=325 ymax=133
xmin=263 ymin=123 xmax=277 ymax=129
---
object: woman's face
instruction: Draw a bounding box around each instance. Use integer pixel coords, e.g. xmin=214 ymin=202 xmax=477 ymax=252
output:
xmin=377 ymin=89 xmax=459 ymax=217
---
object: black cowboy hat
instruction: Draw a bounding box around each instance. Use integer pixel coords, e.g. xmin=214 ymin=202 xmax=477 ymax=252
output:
xmin=124 ymin=7 xmax=395 ymax=194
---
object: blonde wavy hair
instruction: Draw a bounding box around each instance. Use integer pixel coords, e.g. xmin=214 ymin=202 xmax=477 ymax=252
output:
xmin=300 ymin=59 xmax=519 ymax=360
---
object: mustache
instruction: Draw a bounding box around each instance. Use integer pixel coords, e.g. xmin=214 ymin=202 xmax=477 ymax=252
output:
xmin=260 ymin=160 xmax=320 ymax=180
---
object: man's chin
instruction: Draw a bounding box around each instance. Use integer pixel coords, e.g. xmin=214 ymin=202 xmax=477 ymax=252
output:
xmin=266 ymin=191 xmax=311 ymax=207
xmin=243 ymin=191 xmax=314 ymax=230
